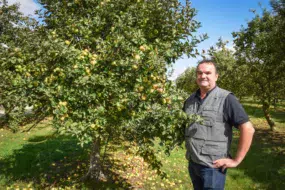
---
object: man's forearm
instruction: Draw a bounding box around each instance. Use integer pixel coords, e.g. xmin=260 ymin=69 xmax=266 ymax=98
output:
xmin=234 ymin=121 xmax=255 ymax=164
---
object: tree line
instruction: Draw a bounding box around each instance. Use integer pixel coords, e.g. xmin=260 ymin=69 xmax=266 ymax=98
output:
xmin=176 ymin=0 xmax=285 ymax=131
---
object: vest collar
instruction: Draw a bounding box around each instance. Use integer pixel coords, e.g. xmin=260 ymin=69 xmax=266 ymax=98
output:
xmin=195 ymin=86 xmax=218 ymax=101
xmin=196 ymin=86 xmax=219 ymax=113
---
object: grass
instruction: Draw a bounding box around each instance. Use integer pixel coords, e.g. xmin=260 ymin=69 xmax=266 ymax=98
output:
xmin=230 ymin=129 xmax=285 ymax=190
xmin=0 ymin=100 xmax=284 ymax=189
xmin=241 ymin=98 xmax=285 ymax=128
xmin=0 ymin=121 xmax=91 ymax=189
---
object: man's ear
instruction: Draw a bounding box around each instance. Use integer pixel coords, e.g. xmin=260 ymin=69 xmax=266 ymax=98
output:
xmin=215 ymin=74 xmax=219 ymax=81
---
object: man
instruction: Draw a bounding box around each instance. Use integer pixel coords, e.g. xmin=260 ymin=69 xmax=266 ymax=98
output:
xmin=183 ymin=59 xmax=255 ymax=190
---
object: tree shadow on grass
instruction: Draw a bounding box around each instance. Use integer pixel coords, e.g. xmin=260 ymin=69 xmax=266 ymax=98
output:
xmin=230 ymin=129 xmax=285 ymax=190
xmin=0 ymin=134 xmax=134 ymax=189
xmin=242 ymin=104 xmax=264 ymax=118
xmin=243 ymin=104 xmax=285 ymax=124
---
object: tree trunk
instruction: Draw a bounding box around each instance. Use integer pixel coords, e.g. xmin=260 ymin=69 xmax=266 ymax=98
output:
xmin=82 ymin=138 xmax=106 ymax=182
xmin=262 ymin=102 xmax=275 ymax=131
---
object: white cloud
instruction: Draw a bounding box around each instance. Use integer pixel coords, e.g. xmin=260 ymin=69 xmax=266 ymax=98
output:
xmin=169 ymin=56 xmax=197 ymax=81
xmin=168 ymin=66 xmax=188 ymax=81
xmin=225 ymin=43 xmax=236 ymax=53
xmin=214 ymin=41 xmax=236 ymax=53
xmin=7 ymin=0 xmax=40 ymax=16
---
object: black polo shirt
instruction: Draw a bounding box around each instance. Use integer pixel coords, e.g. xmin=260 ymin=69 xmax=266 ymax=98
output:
xmin=183 ymin=87 xmax=249 ymax=128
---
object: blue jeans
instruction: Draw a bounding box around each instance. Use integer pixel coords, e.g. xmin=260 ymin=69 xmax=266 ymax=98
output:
xmin=188 ymin=161 xmax=227 ymax=190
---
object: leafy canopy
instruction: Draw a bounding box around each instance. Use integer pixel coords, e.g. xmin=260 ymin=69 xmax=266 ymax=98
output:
xmin=1 ymin=0 xmax=205 ymax=174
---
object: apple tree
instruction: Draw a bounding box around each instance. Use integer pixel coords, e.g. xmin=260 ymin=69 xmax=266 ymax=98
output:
xmin=2 ymin=0 xmax=206 ymax=181
xmin=233 ymin=0 xmax=285 ymax=130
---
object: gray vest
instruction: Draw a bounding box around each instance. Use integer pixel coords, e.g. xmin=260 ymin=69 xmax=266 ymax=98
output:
xmin=184 ymin=87 xmax=232 ymax=167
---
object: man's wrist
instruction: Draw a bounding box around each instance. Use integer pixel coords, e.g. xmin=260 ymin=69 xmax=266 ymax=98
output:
xmin=233 ymin=157 xmax=242 ymax=165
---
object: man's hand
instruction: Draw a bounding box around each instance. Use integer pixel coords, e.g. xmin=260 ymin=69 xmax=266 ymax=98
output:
xmin=213 ymin=158 xmax=240 ymax=172
xmin=213 ymin=122 xmax=255 ymax=172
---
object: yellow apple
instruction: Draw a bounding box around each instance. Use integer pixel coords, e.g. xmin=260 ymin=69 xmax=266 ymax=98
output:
xmin=59 ymin=101 xmax=67 ymax=106
xmin=138 ymin=86 xmax=144 ymax=92
xmin=25 ymin=72 xmax=31 ymax=77
xmin=85 ymin=67 xmax=91 ymax=74
xmin=132 ymin=64 xmax=138 ymax=70
xmin=92 ymin=53 xmax=98 ymax=58
xmin=141 ymin=95 xmax=147 ymax=101
xmin=90 ymin=60 xmax=97 ymax=65
xmin=157 ymin=88 xmax=164 ymax=93
xmin=14 ymin=47 xmax=20 ymax=52
xmin=152 ymin=84 xmax=159 ymax=89
xmin=81 ymin=51 xmax=88 ymax=56
xmin=139 ymin=45 xmax=146 ymax=51
xmin=134 ymin=54 xmax=140 ymax=60
xmin=65 ymin=40 xmax=71 ymax=45
xmin=165 ymin=97 xmax=171 ymax=104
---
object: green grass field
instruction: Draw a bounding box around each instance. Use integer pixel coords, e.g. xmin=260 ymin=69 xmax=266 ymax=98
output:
xmin=0 ymin=100 xmax=284 ymax=189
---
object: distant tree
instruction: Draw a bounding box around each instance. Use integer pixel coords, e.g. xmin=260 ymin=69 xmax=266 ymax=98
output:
xmin=270 ymin=0 xmax=285 ymax=104
xmin=175 ymin=67 xmax=198 ymax=94
xmin=208 ymin=39 xmax=253 ymax=100
xmin=176 ymin=39 xmax=253 ymax=101
xmin=233 ymin=0 xmax=285 ymax=130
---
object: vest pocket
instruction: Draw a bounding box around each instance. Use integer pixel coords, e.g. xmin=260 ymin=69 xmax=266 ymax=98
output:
xmin=185 ymin=137 xmax=204 ymax=160
xmin=201 ymin=111 xmax=216 ymax=127
xmin=201 ymin=141 xmax=227 ymax=156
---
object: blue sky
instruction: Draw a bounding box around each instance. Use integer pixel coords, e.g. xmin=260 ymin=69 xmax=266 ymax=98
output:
xmin=7 ymin=0 xmax=271 ymax=79
xmin=171 ymin=0 xmax=272 ymax=79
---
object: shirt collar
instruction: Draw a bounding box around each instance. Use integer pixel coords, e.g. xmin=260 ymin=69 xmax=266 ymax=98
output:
xmin=195 ymin=86 xmax=217 ymax=99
